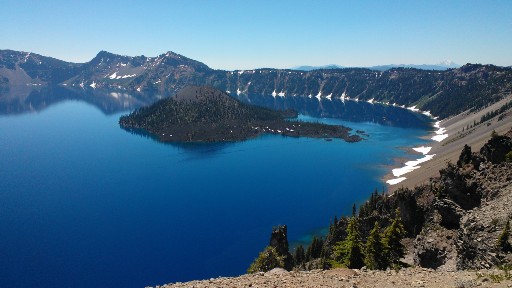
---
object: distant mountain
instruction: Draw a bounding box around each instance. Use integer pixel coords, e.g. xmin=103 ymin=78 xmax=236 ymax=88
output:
xmin=369 ymin=61 xmax=460 ymax=71
xmin=0 ymin=50 xmax=82 ymax=86
xmin=292 ymin=64 xmax=345 ymax=71
xmin=1 ymin=49 xmax=511 ymax=119
xmin=293 ymin=61 xmax=460 ymax=71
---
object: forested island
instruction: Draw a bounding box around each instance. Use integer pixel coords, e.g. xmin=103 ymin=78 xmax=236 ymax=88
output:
xmin=119 ymin=86 xmax=362 ymax=143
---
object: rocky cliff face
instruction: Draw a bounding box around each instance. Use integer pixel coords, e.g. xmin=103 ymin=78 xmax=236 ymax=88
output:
xmin=292 ymin=132 xmax=512 ymax=272
xmin=2 ymin=49 xmax=512 ymax=119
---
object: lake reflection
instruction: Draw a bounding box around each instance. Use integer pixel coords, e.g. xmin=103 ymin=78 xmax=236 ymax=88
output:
xmin=0 ymin=86 xmax=430 ymax=130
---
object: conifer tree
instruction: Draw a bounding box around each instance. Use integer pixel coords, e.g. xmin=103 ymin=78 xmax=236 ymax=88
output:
xmin=383 ymin=209 xmax=406 ymax=267
xmin=331 ymin=217 xmax=364 ymax=268
xmin=294 ymin=245 xmax=306 ymax=265
xmin=497 ymin=219 xmax=511 ymax=252
xmin=305 ymin=236 xmax=323 ymax=261
xmin=364 ymin=221 xmax=387 ymax=270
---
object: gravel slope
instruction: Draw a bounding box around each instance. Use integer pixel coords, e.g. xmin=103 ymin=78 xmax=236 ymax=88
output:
xmin=386 ymin=94 xmax=512 ymax=191
xmin=149 ymin=267 xmax=512 ymax=288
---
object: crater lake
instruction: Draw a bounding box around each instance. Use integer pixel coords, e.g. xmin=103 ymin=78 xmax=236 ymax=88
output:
xmin=0 ymin=87 xmax=431 ymax=288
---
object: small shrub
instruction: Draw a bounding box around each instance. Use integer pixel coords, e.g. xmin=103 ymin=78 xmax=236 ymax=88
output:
xmin=505 ymin=151 xmax=512 ymax=162
xmin=497 ymin=219 xmax=511 ymax=253
xmin=247 ymin=246 xmax=284 ymax=273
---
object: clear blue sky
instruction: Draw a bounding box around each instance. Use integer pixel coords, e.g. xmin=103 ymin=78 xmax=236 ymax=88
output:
xmin=1 ymin=0 xmax=511 ymax=70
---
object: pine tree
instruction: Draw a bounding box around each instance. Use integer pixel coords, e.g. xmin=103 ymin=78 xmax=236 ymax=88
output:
xmin=294 ymin=245 xmax=306 ymax=265
xmin=497 ymin=219 xmax=511 ymax=252
xmin=352 ymin=203 xmax=357 ymax=217
xmin=305 ymin=236 xmax=323 ymax=261
xmin=331 ymin=217 xmax=364 ymax=269
xmin=383 ymin=209 xmax=406 ymax=267
xmin=364 ymin=221 xmax=387 ymax=270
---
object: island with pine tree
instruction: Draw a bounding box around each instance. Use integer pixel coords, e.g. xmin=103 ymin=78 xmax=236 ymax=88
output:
xmin=119 ymin=86 xmax=362 ymax=143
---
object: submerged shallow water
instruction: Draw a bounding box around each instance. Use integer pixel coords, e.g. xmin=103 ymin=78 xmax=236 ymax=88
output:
xmin=0 ymin=96 xmax=430 ymax=288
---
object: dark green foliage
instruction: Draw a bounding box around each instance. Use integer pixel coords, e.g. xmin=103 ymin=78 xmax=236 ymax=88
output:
xmin=119 ymin=86 xmax=358 ymax=143
xmin=331 ymin=218 xmax=364 ymax=269
xmin=491 ymin=129 xmax=499 ymax=138
xmin=382 ymin=209 xmax=406 ymax=266
xmin=506 ymin=151 xmax=512 ymax=163
xmin=480 ymin=101 xmax=512 ymax=124
xmin=358 ymin=189 xmax=383 ymax=218
xmin=247 ymin=246 xmax=285 ymax=273
xmin=352 ymin=203 xmax=357 ymax=217
xmin=305 ymin=236 xmax=324 ymax=261
xmin=497 ymin=220 xmax=511 ymax=253
xmin=364 ymin=222 xmax=387 ymax=270
xmin=294 ymin=245 xmax=306 ymax=265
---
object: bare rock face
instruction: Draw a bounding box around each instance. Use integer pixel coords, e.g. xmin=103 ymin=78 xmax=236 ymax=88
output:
xmin=269 ymin=225 xmax=294 ymax=270
xmin=414 ymin=229 xmax=457 ymax=270
xmin=438 ymin=163 xmax=481 ymax=210
xmin=434 ymin=199 xmax=465 ymax=230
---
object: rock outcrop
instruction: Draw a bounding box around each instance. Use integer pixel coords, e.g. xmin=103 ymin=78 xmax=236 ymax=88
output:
xmin=269 ymin=225 xmax=294 ymax=270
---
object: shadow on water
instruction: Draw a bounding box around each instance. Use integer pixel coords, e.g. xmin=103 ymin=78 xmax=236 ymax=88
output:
xmin=120 ymin=126 xmax=238 ymax=157
xmin=235 ymin=94 xmax=432 ymax=129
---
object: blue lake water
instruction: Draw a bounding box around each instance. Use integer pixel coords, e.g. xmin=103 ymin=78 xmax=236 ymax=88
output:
xmin=0 ymin=97 xmax=430 ymax=288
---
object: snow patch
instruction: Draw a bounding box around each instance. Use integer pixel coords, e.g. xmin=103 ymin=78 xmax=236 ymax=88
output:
xmin=386 ymin=177 xmax=407 ymax=185
xmin=432 ymin=134 xmax=449 ymax=142
xmin=412 ymin=146 xmax=432 ymax=155
xmin=392 ymin=154 xmax=436 ymax=177
xmin=407 ymin=106 xmax=420 ymax=112
xmin=315 ymin=91 xmax=322 ymax=100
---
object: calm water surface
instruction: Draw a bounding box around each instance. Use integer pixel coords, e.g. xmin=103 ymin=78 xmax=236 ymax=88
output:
xmin=0 ymin=98 xmax=429 ymax=288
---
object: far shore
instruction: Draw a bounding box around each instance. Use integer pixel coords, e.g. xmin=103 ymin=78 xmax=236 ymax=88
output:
xmin=383 ymin=94 xmax=512 ymax=191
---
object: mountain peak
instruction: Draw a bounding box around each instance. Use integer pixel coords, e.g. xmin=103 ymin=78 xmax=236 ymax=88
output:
xmin=437 ymin=60 xmax=459 ymax=68
xmin=95 ymin=50 xmax=116 ymax=58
